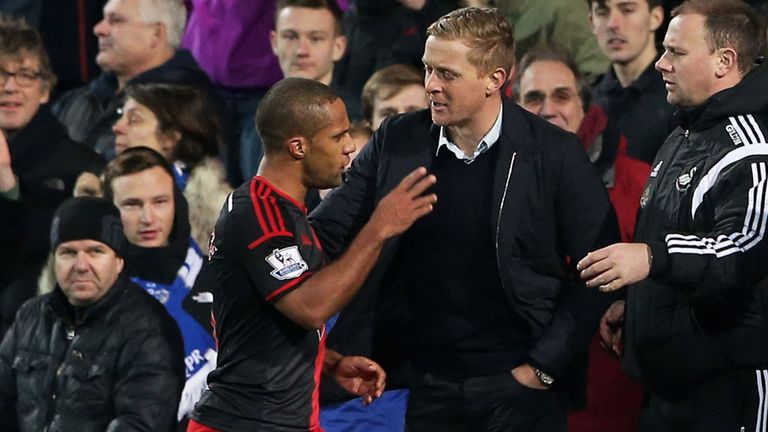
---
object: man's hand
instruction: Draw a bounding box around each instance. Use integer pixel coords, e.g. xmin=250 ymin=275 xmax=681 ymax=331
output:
xmin=511 ymin=364 xmax=548 ymax=390
xmin=329 ymin=355 xmax=387 ymax=405
xmin=0 ymin=129 xmax=17 ymax=192
xmin=576 ymin=243 xmax=652 ymax=292
xmin=599 ymin=300 xmax=625 ymax=358
xmin=368 ymin=167 xmax=437 ymax=240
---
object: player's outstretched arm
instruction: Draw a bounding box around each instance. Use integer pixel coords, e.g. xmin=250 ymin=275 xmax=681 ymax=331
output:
xmin=275 ymin=167 xmax=437 ymax=329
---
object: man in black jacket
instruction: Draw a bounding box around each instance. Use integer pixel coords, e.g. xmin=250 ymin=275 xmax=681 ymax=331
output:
xmin=0 ymin=14 xmax=104 ymax=336
xmin=578 ymin=1 xmax=768 ymax=430
xmin=310 ymin=7 xmax=619 ymax=432
xmin=0 ymin=197 xmax=184 ymax=432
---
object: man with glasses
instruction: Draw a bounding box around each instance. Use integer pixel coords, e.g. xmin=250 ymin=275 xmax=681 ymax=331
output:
xmin=0 ymin=14 xmax=104 ymax=336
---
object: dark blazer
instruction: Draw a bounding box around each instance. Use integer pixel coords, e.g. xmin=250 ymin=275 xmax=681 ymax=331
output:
xmin=310 ymin=99 xmax=620 ymax=407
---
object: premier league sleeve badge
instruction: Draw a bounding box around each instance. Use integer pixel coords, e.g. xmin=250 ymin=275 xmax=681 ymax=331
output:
xmin=265 ymin=246 xmax=309 ymax=280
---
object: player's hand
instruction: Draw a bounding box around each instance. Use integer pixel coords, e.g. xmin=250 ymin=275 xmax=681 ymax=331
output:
xmin=331 ymin=356 xmax=386 ymax=406
xmin=369 ymin=167 xmax=436 ymax=239
xmin=0 ymin=128 xmax=17 ymax=192
xmin=599 ymin=300 xmax=625 ymax=358
xmin=576 ymin=243 xmax=651 ymax=292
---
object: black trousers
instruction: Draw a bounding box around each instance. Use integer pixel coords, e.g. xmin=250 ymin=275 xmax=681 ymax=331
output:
xmin=405 ymin=371 xmax=566 ymax=432
xmin=640 ymin=369 xmax=767 ymax=432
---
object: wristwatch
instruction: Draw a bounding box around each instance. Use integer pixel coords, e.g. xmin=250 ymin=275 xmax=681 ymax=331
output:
xmin=533 ymin=367 xmax=555 ymax=387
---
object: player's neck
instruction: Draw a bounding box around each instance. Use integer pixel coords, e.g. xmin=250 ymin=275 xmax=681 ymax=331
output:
xmin=257 ymin=162 xmax=308 ymax=205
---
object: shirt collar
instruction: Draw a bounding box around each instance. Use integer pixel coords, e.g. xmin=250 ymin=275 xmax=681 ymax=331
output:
xmin=436 ymin=104 xmax=503 ymax=164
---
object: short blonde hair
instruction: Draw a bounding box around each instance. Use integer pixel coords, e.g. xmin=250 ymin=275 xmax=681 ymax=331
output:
xmin=426 ymin=7 xmax=515 ymax=77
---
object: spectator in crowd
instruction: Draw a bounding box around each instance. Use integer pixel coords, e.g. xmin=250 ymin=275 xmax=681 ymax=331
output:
xmin=0 ymin=14 xmax=104 ymax=336
xmin=182 ymin=0 xmax=283 ymax=191
xmin=190 ymin=77 xmax=436 ymax=432
xmin=496 ymin=0 xmax=610 ymax=83
xmin=0 ymin=196 xmax=184 ymax=432
xmin=181 ymin=0 xmax=350 ymax=200
xmin=333 ymin=0 xmax=459 ymax=119
xmin=578 ymin=1 xmax=768 ymax=430
xmin=361 ymin=63 xmax=428 ymax=132
xmin=516 ymin=44 xmax=649 ymax=243
xmin=311 ymin=7 xmax=619 ymax=432
xmin=111 ymin=82 xmax=231 ymax=247
xmin=103 ymin=147 xmax=217 ymax=429
xmin=52 ymin=0 xmax=233 ymax=177
xmin=588 ymin=0 xmax=676 ymax=173
xmin=0 ymin=0 xmax=107 ymax=95
xmin=514 ymin=43 xmax=646 ymax=432
xmin=240 ymin=0 xmax=353 ymax=182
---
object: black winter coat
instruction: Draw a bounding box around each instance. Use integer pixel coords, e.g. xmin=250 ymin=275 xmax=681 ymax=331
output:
xmin=0 ymin=276 xmax=185 ymax=432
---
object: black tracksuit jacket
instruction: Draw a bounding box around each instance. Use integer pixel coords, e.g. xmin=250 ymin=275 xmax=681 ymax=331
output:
xmin=625 ymin=61 xmax=768 ymax=399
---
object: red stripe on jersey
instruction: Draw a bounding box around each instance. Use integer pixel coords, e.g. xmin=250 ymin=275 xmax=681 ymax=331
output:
xmin=210 ymin=311 xmax=219 ymax=350
xmin=270 ymin=197 xmax=287 ymax=232
xmin=265 ymin=271 xmax=313 ymax=302
xmin=309 ymin=225 xmax=324 ymax=252
xmin=247 ymin=231 xmax=293 ymax=250
xmin=309 ymin=326 xmax=327 ymax=432
xmin=258 ymin=182 xmax=281 ymax=233
xmin=186 ymin=419 xmax=222 ymax=432
xmin=255 ymin=175 xmax=308 ymax=213
xmin=250 ymin=178 xmax=270 ymax=234
xmin=258 ymin=182 xmax=282 ymax=233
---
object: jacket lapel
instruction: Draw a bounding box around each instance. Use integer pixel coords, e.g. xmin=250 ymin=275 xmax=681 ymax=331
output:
xmin=378 ymin=119 xmax=439 ymax=198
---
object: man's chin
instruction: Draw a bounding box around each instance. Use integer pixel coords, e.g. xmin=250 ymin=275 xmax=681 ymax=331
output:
xmin=430 ymin=114 xmax=448 ymax=127
xmin=311 ymin=177 xmax=343 ymax=191
xmin=95 ymin=54 xmax=116 ymax=72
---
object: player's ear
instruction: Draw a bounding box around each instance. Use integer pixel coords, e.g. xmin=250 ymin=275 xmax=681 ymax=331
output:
xmin=288 ymin=136 xmax=307 ymax=159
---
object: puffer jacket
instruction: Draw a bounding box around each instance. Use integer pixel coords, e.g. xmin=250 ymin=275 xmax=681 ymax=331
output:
xmin=624 ymin=60 xmax=768 ymax=399
xmin=0 ymin=276 xmax=184 ymax=432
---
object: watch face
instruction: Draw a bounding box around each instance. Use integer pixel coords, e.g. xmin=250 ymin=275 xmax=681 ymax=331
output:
xmin=535 ymin=368 xmax=554 ymax=386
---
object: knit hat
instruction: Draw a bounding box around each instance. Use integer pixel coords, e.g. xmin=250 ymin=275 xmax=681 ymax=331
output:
xmin=50 ymin=197 xmax=127 ymax=257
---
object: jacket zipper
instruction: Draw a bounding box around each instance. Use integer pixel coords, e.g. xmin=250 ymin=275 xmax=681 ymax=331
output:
xmin=495 ymin=152 xmax=517 ymax=259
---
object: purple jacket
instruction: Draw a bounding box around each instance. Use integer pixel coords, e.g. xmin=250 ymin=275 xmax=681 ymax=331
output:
xmin=182 ymin=0 xmax=348 ymax=89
